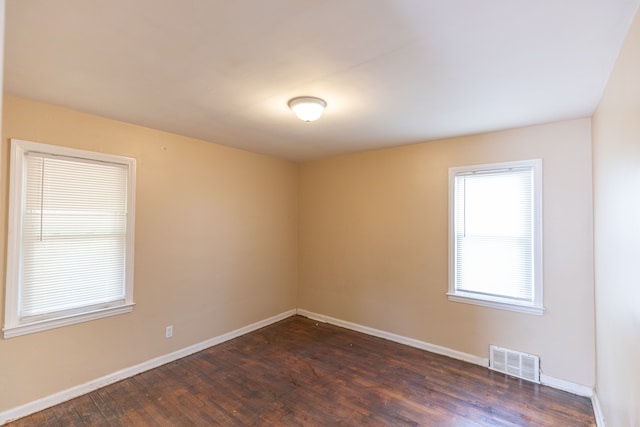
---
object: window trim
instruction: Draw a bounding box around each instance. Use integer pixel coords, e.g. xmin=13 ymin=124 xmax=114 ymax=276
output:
xmin=3 ymin=139 xmax=136 ymax=338
xmin=447 ymin=159 xmax=544 ymax=315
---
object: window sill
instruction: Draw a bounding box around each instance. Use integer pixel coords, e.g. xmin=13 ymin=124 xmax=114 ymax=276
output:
xmin=447 ymin=293 xmax=544 ymax=316
xmin=3 ymin=303 xmax=135 ymax=339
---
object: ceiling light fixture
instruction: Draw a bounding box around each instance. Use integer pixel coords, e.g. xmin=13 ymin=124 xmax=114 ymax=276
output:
xmin=288 ymin=96 xmax=327 ymax=122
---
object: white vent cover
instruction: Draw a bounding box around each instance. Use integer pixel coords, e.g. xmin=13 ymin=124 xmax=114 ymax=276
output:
xmin=489 ymin=345 xmax=540 ymax=383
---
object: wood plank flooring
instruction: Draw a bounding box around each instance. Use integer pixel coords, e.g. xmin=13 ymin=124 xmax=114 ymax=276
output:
xmin=6 ymin=315 xmax=595 ymax=426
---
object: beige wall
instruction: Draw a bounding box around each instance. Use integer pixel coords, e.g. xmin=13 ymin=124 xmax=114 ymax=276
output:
xmin=592 ymin=7 xmax=640 ymax=426
xmin=299 ymin=119 xmax=595 ymax=387
xmin=0 ymin=95 xmax=299 ymax=412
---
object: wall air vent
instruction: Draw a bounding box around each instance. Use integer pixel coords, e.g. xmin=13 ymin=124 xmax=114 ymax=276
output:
xmin=489 ymin=345 xmax=540 ymax=383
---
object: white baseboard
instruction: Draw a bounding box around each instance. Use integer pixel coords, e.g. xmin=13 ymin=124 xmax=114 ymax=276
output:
xmin=296 ymin=309 xmax=488 ymax=367
xmin=0 ymin=309 xmax=296 ymax=425
xmin=296 ymin=309 xmax=595 ymax=399
xmin=540 ymin=374 xmax=593 ymax=397
xmin=591 ymin=392 xmax=606 ymax=427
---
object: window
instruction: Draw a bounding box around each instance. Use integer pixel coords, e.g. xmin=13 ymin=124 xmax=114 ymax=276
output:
xmin=3 ymin=139 xmax=136 ymax=338
xmin=448 ymin=159 xmax=543 ymax=315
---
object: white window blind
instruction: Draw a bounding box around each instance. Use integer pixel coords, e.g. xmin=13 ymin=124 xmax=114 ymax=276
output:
xmin=22 ymin=153 xmax=128 ymax=318
xmin=4 ymin=139 xmax=136 ymax=338
xmin=448 ymin=160 xmax=543 ymax=314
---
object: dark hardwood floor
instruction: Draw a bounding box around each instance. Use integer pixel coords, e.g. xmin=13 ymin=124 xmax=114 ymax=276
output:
xmin=7 ymin=315 xmax=595 ymax=426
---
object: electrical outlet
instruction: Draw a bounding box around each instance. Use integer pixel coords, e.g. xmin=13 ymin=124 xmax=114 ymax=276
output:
xmin=165 ymin=325 xmax=173 ymax=338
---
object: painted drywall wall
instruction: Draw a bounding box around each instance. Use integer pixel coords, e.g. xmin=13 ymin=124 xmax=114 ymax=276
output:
xmin=299 ymin=119 xmax=595 ymax=387
xmin=592 ymin=7 xmax=640 ymax=426
xmin=0 ymin=95 xmax=298 ymax=412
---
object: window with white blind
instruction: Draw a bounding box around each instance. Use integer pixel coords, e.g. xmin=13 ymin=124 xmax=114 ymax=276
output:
xmin=3 ymin=139 xmax=136 ymax=338
xmin=448 ymin=159 xmax=543 ymax=315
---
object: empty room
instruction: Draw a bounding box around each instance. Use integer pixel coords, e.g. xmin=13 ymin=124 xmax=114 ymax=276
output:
xmin=1 ymin=1 xmax=639 ymax=426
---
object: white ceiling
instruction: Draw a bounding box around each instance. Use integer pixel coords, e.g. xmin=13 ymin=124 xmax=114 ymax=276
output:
xmin=5 ymin=0 xmax=640 ymax=161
